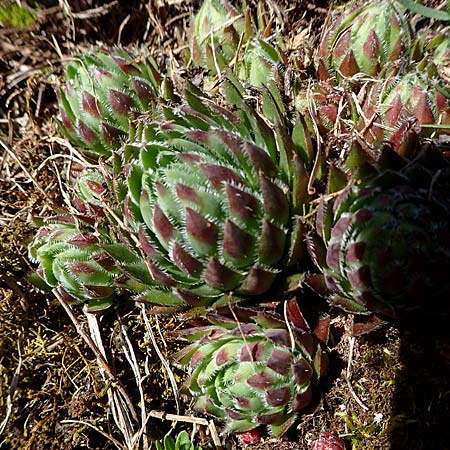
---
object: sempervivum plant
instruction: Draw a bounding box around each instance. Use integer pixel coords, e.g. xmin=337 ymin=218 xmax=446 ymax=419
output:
xmin=191 ymin=0 xmax=286 ymax=87
xmin=28 ymin=218 xmax=120 ymax=311
xmin=175 ymin=299 xmax=329 ymax=436
xmin=311 ymin=144 xmax=450 ymax=320
xmin=119 ymin=80 xmax=315 ymax=308
xmin=358 ymin=69 xmax=450 ymax=153
xmin=57 ymin=48 xmax=160 ymax=158
xmin=123 ymin=129 xmax=309 ymax=306
xmin=317 ymin=0 xmax=412 ymax=79
xmin=191 ymin=0 xmax=246 ymax=72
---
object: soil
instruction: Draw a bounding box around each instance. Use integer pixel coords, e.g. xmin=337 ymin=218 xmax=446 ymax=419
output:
xmin=1 ymin=1 xmax=449 ymax=450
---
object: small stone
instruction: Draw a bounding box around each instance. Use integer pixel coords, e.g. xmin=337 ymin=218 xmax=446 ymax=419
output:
xmin=237 ymin=429 xmax=261 ymax=445
xmin=310 ymin=431 xmax=346 ymax=450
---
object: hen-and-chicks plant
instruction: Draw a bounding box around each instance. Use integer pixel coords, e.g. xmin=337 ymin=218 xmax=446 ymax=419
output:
xmin=308 ymin=144 xmax=450 ymax=321
xmin=57 ymin=48 xmax=161 ymax=158
xmin=175 ymin=300 xmax=329 ymax=437
xmin=28 ymin=0 xmax=450 ymax=441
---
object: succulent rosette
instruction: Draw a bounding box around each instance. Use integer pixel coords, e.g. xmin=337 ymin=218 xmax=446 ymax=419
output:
xmin=57 ymin=48 xmax=160 ymax=157
xmin=360 ymin=70 xmax=450 ymax=146
xmin=28 ymin=200 xmax=184 ymax=312
xmin=191 ymin=0 xmax=285 ymax=86
xmin=124 ymin=129 xmax=309 ymax=307
xmin=155 ymin=431 xmax=201 ymax=450
xmin=192 ymin=0 xmax=246 ymax=72
xmin=314 ymin=145 xmax=450 ymax=320
xmin=317 ymin=0 xmax=412 ymax=79
xmin=175 ymin=300 xmax=329 ymax=436
xmin=28 ymin=219 xmax=120 ymax=311
xmin=111 ymin=79 xmax=316 ymax=309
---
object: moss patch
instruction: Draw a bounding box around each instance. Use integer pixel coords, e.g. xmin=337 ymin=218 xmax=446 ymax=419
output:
xmin=0 ymin=2 xmax=36 ymax=29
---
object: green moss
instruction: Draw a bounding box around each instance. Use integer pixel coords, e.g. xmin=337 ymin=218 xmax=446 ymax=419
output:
xmin=336 ymin=410 xmax=387 ymax=449
xmin=0 ymin=219 xmax=33 ymax=277
xmin=0 ymin=2 xmax=36 ymax=28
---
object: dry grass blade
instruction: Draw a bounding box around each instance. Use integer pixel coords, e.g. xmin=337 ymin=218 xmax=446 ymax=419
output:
xmin=306 ymin=83 xmax=322 ymax=195
xmin=53 ymin=290 xmax=140 ymax=443
xmin=283 ymin=299 xmax=297 ymax=352
xmin=71 ymin=1 xmax=119 ymax=19
xmin=346 ymin=336 xmax=369 ymax=411
xmin=0 ymin=138 xmax=51 ymax=205
xmin=60 ymin=419 xmax=127 ymax=450
xmin=209 ymin=29 xmax=223 ymax=80
xmin=84 ymin=311 xmax=138 ymax=450
xmin=146 ymin=412 xmax=223 ymax=448
xmin=115 ymin=314 xmax=150 ymax=450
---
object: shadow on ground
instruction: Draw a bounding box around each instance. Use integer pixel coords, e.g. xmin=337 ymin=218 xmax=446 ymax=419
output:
xmin=390 ymin=326 xmax=450 ymax=450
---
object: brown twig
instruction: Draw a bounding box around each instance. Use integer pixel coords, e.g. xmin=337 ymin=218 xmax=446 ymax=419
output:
xmin=0 ymin=332 xmax=23 ymax=438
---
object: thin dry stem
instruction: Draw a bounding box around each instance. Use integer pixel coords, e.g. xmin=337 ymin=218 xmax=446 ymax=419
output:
xmin=61 ymin=419 xmax=127 ymax=450
xmin=283 ymin=300 xmax=296 ymax=353
xmin=346 ymin=336 xmax=369 ymax=411
xmin=306 ymin=84 xmax=322 ymax=195
xmin=116 ymin=314 xmax=150 ymax=450
xmin=71 ymin=1 xmax=119 ymax=19
xmin=0 ymin=137 xmax=54 ymax=206
xmin=146 ymin=411 xmax=223 ymax=448
xmin=53 ymin=289 xmax=139 ymax=422
xmin=84 ymin=311 xmax=138 ymax=449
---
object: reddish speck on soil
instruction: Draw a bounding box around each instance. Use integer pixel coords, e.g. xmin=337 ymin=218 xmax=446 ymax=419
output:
xmin=310 ymin=431 xmax=346 ymax=450
xmin=237 ymin=429 xmax=261 ymax=445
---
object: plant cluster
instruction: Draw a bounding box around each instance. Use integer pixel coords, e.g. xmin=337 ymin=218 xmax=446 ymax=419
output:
xmin=28 ymin=0 xmax=450 ymax=442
